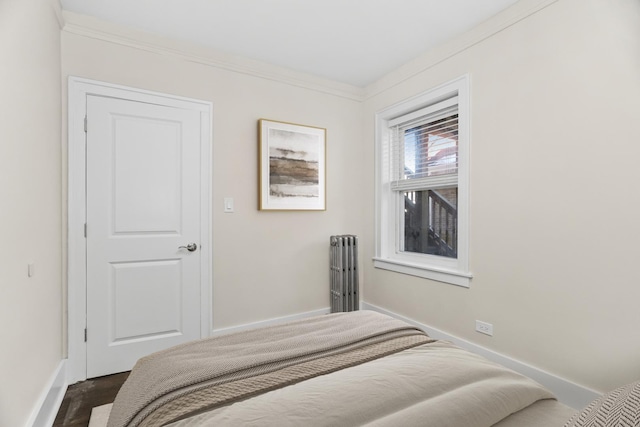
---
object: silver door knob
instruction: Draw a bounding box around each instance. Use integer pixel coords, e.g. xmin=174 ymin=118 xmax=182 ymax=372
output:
xmin=178 ymin=243 xmax=198 ymax=252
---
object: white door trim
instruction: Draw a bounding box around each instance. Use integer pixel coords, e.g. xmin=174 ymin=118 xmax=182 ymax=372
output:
xmin=67 ymin=76 xmax=213 ymax=382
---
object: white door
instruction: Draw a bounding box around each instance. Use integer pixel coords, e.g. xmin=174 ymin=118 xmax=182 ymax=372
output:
xmin=86 ymin=94 xmax=203 ymax=378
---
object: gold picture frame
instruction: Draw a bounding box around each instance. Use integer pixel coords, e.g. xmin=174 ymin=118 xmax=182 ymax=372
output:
xmin=259 ymin=119 xmax=326 ymax=211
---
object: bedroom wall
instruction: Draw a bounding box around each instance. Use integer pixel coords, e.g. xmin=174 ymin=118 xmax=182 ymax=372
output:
xmin=60 ymin=21 xmax=364 ymax=333
xmin=362 ymin=0 xmax=640 ymax=394
xmin=0 ymin=0 xmax=63 ymax=426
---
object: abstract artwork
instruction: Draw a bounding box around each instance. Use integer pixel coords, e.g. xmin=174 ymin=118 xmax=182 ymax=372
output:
xmin=259 ymin=119 xmax=326 ymax=211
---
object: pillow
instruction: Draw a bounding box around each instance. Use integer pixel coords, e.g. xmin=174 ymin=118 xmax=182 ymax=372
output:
xmin=564 ymin=380 xmax=640 ymax=427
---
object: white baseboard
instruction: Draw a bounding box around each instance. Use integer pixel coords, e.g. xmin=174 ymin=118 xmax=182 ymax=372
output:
xmin=361 ymin=302 xmax=599 ymax=410
xmin=27 ymin=359 xmax=68 ymax=427
xmin=211 ymin=307 xmax=331 ymax=337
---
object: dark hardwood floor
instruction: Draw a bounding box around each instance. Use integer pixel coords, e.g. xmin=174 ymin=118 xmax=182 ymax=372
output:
xmin=53 ymin=372 xmax=129 ymax=427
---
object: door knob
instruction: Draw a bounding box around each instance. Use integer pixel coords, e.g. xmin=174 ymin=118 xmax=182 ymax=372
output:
xmin=178 ymin=243 xmax=198 ymax=252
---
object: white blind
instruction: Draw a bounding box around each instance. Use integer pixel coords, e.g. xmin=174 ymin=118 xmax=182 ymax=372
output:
xmin=390 ymin=96 xmax=459 ymax=192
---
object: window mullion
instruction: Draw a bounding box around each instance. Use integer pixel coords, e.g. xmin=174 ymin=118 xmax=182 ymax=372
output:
xmin=391 ymin=174 xmax=458 ymax=192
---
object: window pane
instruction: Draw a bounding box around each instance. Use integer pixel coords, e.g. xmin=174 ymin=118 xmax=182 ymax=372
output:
xmin=403 ymin=188 xmax=458 ymax=258
xmin=403 ymin=114 xmax=458 ymax=180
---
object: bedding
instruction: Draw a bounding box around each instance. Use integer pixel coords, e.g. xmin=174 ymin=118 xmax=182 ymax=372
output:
xmin=107 ymin=310 xmax=573 ymax=427
xmin=563 ymin=380 xmax=640 ymax=427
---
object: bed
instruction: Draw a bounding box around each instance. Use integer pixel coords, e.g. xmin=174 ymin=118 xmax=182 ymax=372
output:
xmin=106 ymin=310 xmax=578 ymax=427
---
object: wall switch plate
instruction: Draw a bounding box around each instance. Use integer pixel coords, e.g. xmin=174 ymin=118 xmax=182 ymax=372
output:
xmin=27 ymin=263 xmax=35 ymax=278
xmin=475 ymin=320 xmax=493 ymax=336
xmin=224 ymin=197 xmax=234 ymax=213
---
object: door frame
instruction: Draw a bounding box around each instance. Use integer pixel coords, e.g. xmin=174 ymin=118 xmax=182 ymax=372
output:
xmin=67 ymin=76 xmax=213 ymax=382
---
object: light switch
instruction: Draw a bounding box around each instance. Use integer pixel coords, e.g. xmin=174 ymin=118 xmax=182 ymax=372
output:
xmin=28 ymin=263 xmax=35 ymax=278
xmin=224 ymin=197 xmax=234 ymax=213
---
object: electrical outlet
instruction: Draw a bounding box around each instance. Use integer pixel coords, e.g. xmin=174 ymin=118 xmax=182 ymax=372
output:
xmin=475 ymin=320 xmax=493 ymax=336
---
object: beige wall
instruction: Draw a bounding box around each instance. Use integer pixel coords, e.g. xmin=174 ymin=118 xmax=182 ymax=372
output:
xmin=0 ymin=0 xmax=63 ymax=426
xmin=4 ymin=0 xmax=638 ymax=422
xmin=61 ymin=29 xmax=365 ymax=331
xmin=362 ymin=0 xmax=640 ymax=394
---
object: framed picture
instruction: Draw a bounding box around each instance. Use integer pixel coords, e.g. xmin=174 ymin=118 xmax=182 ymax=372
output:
xmin=259 ymin=119 xmax=326 ymax=211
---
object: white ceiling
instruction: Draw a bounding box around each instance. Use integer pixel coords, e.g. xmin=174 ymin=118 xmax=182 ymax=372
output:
xmin=60 ymin=0 xmax=521 ymax=87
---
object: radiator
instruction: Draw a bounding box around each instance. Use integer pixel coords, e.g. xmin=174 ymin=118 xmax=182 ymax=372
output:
xmin=330 ymin=235 xmax=359 ymax=313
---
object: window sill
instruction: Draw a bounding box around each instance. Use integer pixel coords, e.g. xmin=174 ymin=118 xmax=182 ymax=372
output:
xmin=372 ymin=257 xmax=472 ymax=288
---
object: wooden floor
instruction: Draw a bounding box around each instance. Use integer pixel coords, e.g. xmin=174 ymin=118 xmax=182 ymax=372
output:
xmin=53 ymin=372 xmax=129 ymax=427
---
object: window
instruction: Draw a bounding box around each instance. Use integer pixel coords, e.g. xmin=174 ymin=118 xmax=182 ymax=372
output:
xmin=374 ymin=76 xmax=471 ymax=287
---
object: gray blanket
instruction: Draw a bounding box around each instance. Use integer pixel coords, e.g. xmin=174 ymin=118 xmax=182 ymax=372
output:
xmin=107 ymin=311 xmax=432 ymax=427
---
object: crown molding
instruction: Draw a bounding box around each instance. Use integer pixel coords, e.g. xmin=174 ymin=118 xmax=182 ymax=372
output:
xmin=51 ymin=0 xmax=64 ymax=29
xmin=61 ymin=11 xmax=365 ymax=102
xmin=363 ymin=0 xmax=559 ymax=100
xmin=61 ymin=0 xmax=558 ymax=104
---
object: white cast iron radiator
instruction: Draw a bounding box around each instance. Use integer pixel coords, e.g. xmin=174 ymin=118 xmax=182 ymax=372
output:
xmin=330 ymin=235 xmax=359 ymax=313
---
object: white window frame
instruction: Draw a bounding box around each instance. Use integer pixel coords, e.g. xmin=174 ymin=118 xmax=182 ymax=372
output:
xmin=374 ymin=75 xmax=472 ymax=287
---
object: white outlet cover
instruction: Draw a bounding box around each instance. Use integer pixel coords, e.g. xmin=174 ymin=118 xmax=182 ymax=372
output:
xmin=475 ymin=320 xmax=493 ymax=336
